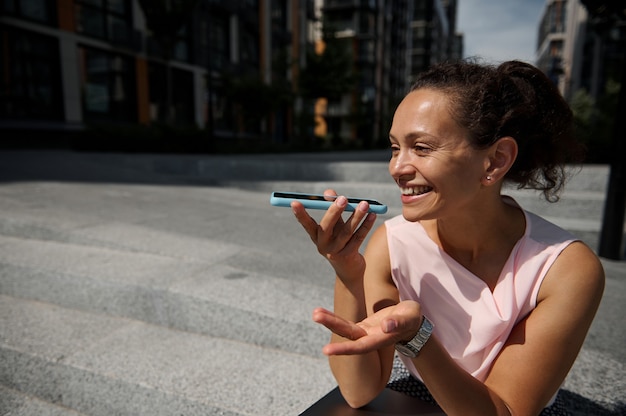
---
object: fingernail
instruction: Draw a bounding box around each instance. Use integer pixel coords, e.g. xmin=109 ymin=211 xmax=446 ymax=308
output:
xmin=384 ymin=319 xmax=397 ymax=333
xmin=336 ymin=196 xmax=347 ymax=207
xmin=358 ymin=201 xmax=369 ymax=212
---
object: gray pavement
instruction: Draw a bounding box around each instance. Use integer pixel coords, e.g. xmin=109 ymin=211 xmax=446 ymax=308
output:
xmin=0 ymin=149 xmax=624 ymax=415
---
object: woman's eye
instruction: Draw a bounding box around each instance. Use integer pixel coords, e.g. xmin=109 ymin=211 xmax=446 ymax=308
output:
xmin=414 ymin=144 xmax=431 ymax=153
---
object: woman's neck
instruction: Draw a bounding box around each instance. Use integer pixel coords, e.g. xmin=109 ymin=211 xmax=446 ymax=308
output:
xmin=421 ymin=197 xmax=526 ymax=289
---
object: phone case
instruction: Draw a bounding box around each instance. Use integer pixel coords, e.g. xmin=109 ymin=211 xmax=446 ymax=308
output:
xmin=270 ymin=191 xmax=388 ymax=214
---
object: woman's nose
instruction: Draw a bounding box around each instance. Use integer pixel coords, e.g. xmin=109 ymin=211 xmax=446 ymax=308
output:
xmin=389 ymin=151 xmax=415 ymax=178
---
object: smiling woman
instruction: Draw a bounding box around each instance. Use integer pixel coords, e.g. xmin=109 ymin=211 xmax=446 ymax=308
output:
xmin=290 ymin=58 xmax=605 ymax=416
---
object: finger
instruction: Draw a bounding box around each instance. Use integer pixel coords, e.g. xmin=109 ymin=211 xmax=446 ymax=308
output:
xmin=317 ymin=195 xmax=349 ymax=235
xmin=313 ymin=308 xmax=367 ymax=341
xmin=323 ymin=189 xmax=338 ymax=201
xmin=351 ymin=203 xmax=377 ymax=234
xmin=345 ymin=201 xmax=371 ymax=234
xmin=379 ymin=302 xmax=423 ymax=339
xmin=322 ymin=332 xmax=392 ymax=356
xmin=341 ymin=211 xmax=377 ymax=253
xmin=312 ymin=307 xmax=334 ymax=322
xmin=291 ymin=200 xmax=321 ymax=241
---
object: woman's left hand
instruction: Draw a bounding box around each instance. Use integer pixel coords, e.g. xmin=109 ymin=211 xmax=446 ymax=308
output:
xmin=312 ymin=300 xmax=423 ymax=355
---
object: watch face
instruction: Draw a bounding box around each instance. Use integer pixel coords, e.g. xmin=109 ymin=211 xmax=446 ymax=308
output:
xmin=395 ymin=342 xmax=418 ymax=358
xmin=394 ymin=316 xmax=434 ymax=358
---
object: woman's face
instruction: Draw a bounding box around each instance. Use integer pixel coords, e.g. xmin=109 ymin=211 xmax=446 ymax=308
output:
xmin=388 ymin=88 xmax=490 ymax=222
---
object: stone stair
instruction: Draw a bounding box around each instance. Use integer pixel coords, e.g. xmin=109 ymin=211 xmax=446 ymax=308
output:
xmin=0 ymin=150 xmax=620 ymax=415
xmin=0 ymin=174 xmax=337 ymax=416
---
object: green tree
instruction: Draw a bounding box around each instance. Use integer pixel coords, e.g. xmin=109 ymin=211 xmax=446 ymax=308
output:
xmin=221 ymin=72 xmax=293 ymax=139
xmin=298 ymin=24 xmax=356 ymax=145
xmin=299 ymin=26 xmax=355 ymax=101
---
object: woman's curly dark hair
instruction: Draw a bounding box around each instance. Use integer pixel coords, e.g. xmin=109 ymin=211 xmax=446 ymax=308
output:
xmin=410 ymin=58 xmax=586 ymax=202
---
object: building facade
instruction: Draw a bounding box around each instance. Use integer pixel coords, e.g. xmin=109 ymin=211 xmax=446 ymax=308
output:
xmin=319 ymin=0 xmax=463 ymax=147
xmin=1 ymin=0 xmax=462 ymax=148
xmin=536 ymin=0 xmax=597 ymax=100
xmin=535 ymin=0 xmax=626 ymax=103
xmin=1 ymin=0 xmax=316 ymax=145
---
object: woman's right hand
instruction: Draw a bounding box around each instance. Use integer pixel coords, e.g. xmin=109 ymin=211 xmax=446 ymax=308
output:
xmin=291 ymin=189 xmax=378 ymax=280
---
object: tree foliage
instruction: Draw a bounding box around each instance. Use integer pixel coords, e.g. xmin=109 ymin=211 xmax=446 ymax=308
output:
xmin=220 ymin=71 xmax=294 ymax=136
xmin=299 ymin=25 xmax=356 ymax=100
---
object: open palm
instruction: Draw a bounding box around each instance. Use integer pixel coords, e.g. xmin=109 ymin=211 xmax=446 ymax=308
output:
xmin=312 ymin=301 xmax=422 ymax=356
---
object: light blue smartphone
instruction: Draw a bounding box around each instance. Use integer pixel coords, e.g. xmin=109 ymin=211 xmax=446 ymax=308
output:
xmin=270 ymin=191 xmax=388 ymax=214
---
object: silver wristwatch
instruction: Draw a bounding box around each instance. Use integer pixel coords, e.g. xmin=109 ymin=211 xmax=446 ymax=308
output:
xmin=394 ymin=316 xmax=434 ymax=358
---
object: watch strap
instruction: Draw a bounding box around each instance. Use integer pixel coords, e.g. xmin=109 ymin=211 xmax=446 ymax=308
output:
xmin=394 ymin=315 xmax=434 ymax=358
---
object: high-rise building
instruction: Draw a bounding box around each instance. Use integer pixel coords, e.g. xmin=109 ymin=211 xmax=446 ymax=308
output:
xmin=0 ymin=0 xmax=316 ymax=145
xmin=536 ymin=0 xmax=626 ymax=105
xmin=1 ymin=0 xmax=462 ymax=148
xmin=536 ymin=0 xmax=607 ymax=100
xmin=319 ymin=0 xmax=463 ymax=146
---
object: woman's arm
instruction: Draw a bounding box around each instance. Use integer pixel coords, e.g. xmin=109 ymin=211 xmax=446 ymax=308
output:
xmin=291 ymin=192 xmax=399 ymax=407
xmin=316 ymin=241 xmax=605 ymax=415
xmin=315 ymin=224 xmax=400 ymax=408
xmin=482 ymin=241 xmax=605 ymax=415
xmin=400 ymin=241 xmax=605 ymax=415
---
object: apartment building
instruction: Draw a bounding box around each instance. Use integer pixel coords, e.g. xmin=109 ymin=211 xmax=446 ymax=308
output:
xmin=1 ymin=0 xmax=462 ymax=148
xmin=537 ymin=0 xmax=625 ymax=108
xmin=0 ymin=0 xmax=315 ymax=145
xmin=319 ymin=0 xmax=463 ymax=147
xmin=536 ymin=0 xmax=595 ymax=100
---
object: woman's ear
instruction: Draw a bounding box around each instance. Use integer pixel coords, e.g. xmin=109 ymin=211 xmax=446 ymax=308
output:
xmin=483 ymin=137 xmax=518 ymax=184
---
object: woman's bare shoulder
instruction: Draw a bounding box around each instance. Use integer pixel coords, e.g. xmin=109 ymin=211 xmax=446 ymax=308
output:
xmin=539 ymin=240 xmax=605 ymax=305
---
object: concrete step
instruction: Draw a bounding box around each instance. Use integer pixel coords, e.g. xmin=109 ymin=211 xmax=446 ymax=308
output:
xmin=85 ymin=152 xmax=611 ymax=194
xmin=88 ymin=151 xmax=616 ymax=252
xmin=0 ymin=150 xmax=621 ymax=415
xmin=0 ymin=385 xmax=89 ymax=416
xmin=0 ymin=295 xmax=334 ymax=416
xmin=0 ymin=180 xmax=338 ymax=415
xmin=224 ymin=179 xmax=610 ymax=251
xmin=0 ymin=234 xmax=332 ymax=357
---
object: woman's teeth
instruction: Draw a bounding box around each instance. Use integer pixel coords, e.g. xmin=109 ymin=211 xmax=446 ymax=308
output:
xmin=400 ymin=186 xmax=432 ymax=196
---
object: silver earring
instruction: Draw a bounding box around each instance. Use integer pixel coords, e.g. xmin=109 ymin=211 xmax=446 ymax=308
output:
xmin=486 ymin=175 xmax=492 ymax=181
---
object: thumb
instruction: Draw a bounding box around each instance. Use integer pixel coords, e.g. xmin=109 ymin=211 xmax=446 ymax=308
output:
xmin=382 ymin=314 xmax=421 ymax=341
xmin=382 ymin=317 xmax=399 ymax=334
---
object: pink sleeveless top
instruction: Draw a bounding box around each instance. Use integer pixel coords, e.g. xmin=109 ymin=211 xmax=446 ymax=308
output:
xmin=385 ymin=199 xmax=577 ymax=382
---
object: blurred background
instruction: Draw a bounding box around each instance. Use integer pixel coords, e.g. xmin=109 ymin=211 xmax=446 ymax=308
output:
xmin=1 ymin=1 xmax=625 ymax=259
xmin=0 ymin=0 xmax=623 ymax=159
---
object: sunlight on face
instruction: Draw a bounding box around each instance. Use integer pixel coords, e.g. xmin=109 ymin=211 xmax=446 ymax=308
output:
xmin=388 ymin=89 xmax=490 ymax=222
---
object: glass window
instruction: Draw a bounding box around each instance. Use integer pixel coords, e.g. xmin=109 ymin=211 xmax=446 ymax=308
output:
xmin=108 ymin=15 xmax=129 ymax=44
xmin=75 ymin=0 xmax=131 ymax=45
xmin=208 ymin=16 xmax=229 ymax=70
xmin=20 ymin=0 xmax=48 ymax=21
xmin=172 ymin=26 xmax=190 ymax=62
xmin=107 ymin=0 xmax=124 ymax=13
xmin=1 ymin=0 xmax=55 ymax=24
xmin=148 ymin=63 xmax=194 ymax=126
xmin=240 ymin=28 xmax=259 ymax=67
xmin=143 ymin=9 xmax=192 ymax=63
xmin=0 ymin=27 xmax=63 ymax=120
xmin=359 ymin=13 xmax=374 ymax=35
xmin=76 ymin=5 xmax=105 ymax=38
xmin=79 ymin=47 xmax=136 ymax=122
